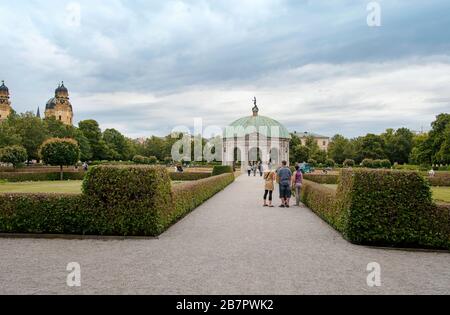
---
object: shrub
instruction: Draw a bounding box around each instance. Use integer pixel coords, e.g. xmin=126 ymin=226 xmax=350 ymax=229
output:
xmin=380 ymin=159 xmax=392 ymax=169
xmin=212 ymin=165 xmax=233 ymax=176
xmin=307 ymin=159 xmax=317 ymax=167
xmin=361 ymin=159 xmax=374 ymax=168
xmin=0 ymin=166 xmax=235 ymax=236
xmin=343 ymin=159 xmax=355 ymax=167
xmin=0 ymin=145 xmax=28 ymax=168
xmin=426 ymin=172 xmax=450 ymax=187
xmin=169 ymin=172 xmax=211 ymax=181
xmin=171 ymin=173 xmax=235 ymax=224
xmin=337 ymin=169 xmax=449 ymax=249
xmin=303 ymin=174 xmax=339 ymax=185
xmin=40 ymin=138 xmax=80 ymax=180
xmin=371 ymin=159 xmax=382 ymax=169
xmin=325 ymin=159 xmax=335 ymax=168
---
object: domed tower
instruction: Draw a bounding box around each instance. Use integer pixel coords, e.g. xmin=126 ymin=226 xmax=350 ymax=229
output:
xmin=45 ymin=82 xmax=73 ymax=125
xmin=0 ymin=80 xmax=12 ymax=122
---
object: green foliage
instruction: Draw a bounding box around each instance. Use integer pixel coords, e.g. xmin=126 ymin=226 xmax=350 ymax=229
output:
xmin=291 ymin=145 xmax=310 ymax=164
xmin=380 ymin=159 xmax=392 ymax=168
xmin=0 ymin=145 xmax=27 ymax=168
xmin=0 ymin=166 xmax=235 ymax=236
xmin=301 ymin=169 xmax=450 ymax=249
xmin=361 ymin=158 xmax=374 ymax=168
xmin=39 ymin=138 xmax=80 ymax=180
xmin=212 ymin=165 xmax=233 ymax=176
xmin=169 ymin=172 xmax=211 ymax=181
xmin=328 ymin=134 xmax=351 ymax=164
xmin=343 ymin=159 xmax=355 ymax=167
xmin=304 ymin=174 xmax=339 ymax=185
xmin=132 ymin=155 xmax=158 ymax=165
xmin=426 ymin=172 xmax=450 ymax=187
xmin=307 ymin=159 xmax=317 ymax=167
xmin=325 ymin=159 xmax=335 ymax=167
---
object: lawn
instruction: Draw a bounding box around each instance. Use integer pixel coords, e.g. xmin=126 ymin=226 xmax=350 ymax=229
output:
xmin=323 ymin=184 xmax=450 ymax=203
xmin=0 ymin=180 xmax=184 ymax=194
xmin=0 ymin=181 xmax=83 ymax=194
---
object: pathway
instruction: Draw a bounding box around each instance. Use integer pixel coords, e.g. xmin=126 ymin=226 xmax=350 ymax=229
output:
xmin=0 ymin=174 xmax=449 ymax=294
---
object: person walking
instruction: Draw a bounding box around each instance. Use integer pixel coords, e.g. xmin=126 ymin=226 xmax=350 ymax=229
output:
xmin=291 ymin=165 xmax=303 ymax=206
xmin=277 ymin=161 xmax=292 ymax=208
xmin=253 ymin=163 xmax=257 ymax=176
xmin=247 ymin=164 xmax=252 ymax=177
xmin=263 ymin=167 xmax=276 ymax=207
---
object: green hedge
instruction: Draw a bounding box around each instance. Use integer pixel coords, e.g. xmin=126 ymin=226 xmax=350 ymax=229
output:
xmin=301 ymin=169 xmax=450 ymax=249
xmin=303 ymin=174 xmax=339 ymax=185
xmin=425 ymin=172 xmax=450 ymax=187
xmin=0 ymin=172 xmax=85 ymax=182
xmin=170 ymin=173 xmax=235 ymax=224
xmin=169 ymin=172 xmax=211 ymax=181
xmin=0 ymin=166 xmax=235 ymax=236
xmin=212 ymin=165 xmax=233 ymax=176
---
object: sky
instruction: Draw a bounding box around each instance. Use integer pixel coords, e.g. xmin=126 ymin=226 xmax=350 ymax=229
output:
xmin=0 ymin=0 xmax=449 ymax=139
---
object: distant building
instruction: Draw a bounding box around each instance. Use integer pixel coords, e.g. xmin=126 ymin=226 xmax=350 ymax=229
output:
xmin=0 ymin=80 xmax=12 ymax=122
xmin=45 ymin=82 xmax=73 ymax=125
xmin=293 ymin=131 xmax=330 ymax=152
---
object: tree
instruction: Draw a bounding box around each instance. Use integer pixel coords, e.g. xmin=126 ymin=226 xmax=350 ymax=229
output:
xmin=359 ymin=134 xmax=386 ymax=160
xmin=78 ymin=120 xmax=109 ymax=160
xmin=103 ymin=128 xmax=130 ymax=161
xmin=12 ymin=112 xmax=49 ymax=161
xmin=436 ymin=123 xmax=450 ymax=164
xmin=0 ymin=145 xmax=27 ymax=168
xmin=382 ymin=128 xmax=413 ymax=164
xmin=328 ymin=134 xmax=350 ymax=164
xmin=0 ymin=119 xmax=22 ymax=148
xmin=428 ymin=114 xmax=450 ymax=164
xmin=410 ymin=133 xmax=432 ymax=166
xmin=39 ymin=138 xmax=80 ymax=180
xmin=291 ymin=145 xmax=310 ymax=164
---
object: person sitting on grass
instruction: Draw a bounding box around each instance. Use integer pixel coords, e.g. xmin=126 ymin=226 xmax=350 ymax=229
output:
xmin=277 ymin=160 xmax=292 ymax=208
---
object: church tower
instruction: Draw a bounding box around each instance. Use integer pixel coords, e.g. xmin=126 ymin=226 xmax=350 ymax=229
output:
xmin=45 ymin=82 xmax=73 ymax=125
xmin=0 ymin=80 xmax=12 ymax=122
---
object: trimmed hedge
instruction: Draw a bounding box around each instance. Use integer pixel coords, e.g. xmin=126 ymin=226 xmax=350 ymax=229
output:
xmin=169 ymin=172 xmax=211 ymax=181
xmin=301 ymin=169 xmax=450 ymax=249
xmin=170 ymin=173 xmax=235 ymax=224
xmin=212 ymin=165 xmax=233 ymax=176
xmin=303 ymin=174 xmax=339 ymax=185
xmin=426 ymin=172 xmax=450 ymax=187
xmin=0 ymin=166 xmax=235 ymax=236
xmin=0 ymin=172 xmax=85 ymax=182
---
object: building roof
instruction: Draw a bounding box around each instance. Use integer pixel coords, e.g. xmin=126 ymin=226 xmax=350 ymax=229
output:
xmin=55 ymin=82 xmax=68 ymax=94
xmin=0 ymin=80 xmax=9 ymax=93
xmin=46 ymin=97 xmax=57 ymax=110
xmin=225 ymin=114 xmax=291 ymax=139
xmin=293 ymin=131 xmax=329 ymax=139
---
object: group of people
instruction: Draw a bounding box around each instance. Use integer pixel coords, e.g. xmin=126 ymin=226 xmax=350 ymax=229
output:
xmin=246 ymin=162 xmax=265 ymax=177
xmin=262 ymin=161 xmax=303 ymax=208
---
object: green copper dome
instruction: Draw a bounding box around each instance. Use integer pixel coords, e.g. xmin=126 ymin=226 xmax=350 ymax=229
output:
xmin=225 ymin=112 xmax=291 ymax=139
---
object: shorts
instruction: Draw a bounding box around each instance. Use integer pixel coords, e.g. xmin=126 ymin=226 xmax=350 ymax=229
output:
xmin=279 ymin=184 xmax=292 ymax=199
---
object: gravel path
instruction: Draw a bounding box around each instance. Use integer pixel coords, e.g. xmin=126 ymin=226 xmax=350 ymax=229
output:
xmin=0 ymin=174 xmax=449 ymax=295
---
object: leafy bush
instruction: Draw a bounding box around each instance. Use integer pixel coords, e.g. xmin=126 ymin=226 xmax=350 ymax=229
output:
xmin=169 ymin=172 xmax=211 ymax=181
xmin=380 ymin=159 xmax=392 ymax=168
xmin=337 ymin=169 xmax=449 ymax=249
xmin=343 ymin=159 xmax=355 ymax=167
xmin=307 ymin=159 xmax=317 ymax=167
xmin=361 ymin=159 xmax=374 ymax=168
xmin=371 ymin=159 xmax=382 ymax=169
xmin=301 ymin=180 xmax=340 ymax=229
xmin=325 ymin=159 xmax=335 ymax=167
xmin=170 ymin=173 xmax=235 ymax=224
xmin=212 ymin=165 xmax=233 ymax=176
xmin=0 ymin=145 xmax=28 ymax=168
xmin=301 ymin=169 xmax=450 ymax=249
xmin=0 ymin=166 xmax=235 ymax=236
xmin=303 ymin=174 xmax=339 ymax=185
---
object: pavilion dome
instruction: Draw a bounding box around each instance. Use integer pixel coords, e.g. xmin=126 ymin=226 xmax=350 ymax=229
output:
xmin=225 ymin=104 xmax=291 ymax=139
xmin=0 ymin=80 xmax=9 ymax=93
xmin=46 ymin=97 xmax=57 ymax=110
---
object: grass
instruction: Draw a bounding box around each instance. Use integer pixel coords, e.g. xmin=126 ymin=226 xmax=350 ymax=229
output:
xmin=322 ymin=184 xmax=450 ymax=203
xmin=0 ymin=181 xmax=83 ymax=194
xmin=0 ymin=180 xmax=185 ymax=194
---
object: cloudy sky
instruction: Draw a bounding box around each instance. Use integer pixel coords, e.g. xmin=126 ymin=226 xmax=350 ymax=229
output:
xmin=1 ymin=0 xmax=449 ymax=138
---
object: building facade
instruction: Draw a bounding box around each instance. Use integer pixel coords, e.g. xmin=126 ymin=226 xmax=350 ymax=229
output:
xmin=222 ymin=99 xmax=291 ymax=169
xmin=0 ymin=81 xmax=12 ymax=122
xmin=293 ymin=131 xmax=330 ymax=152
xmin=45 ymin=82 xmax=73 ymax=125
